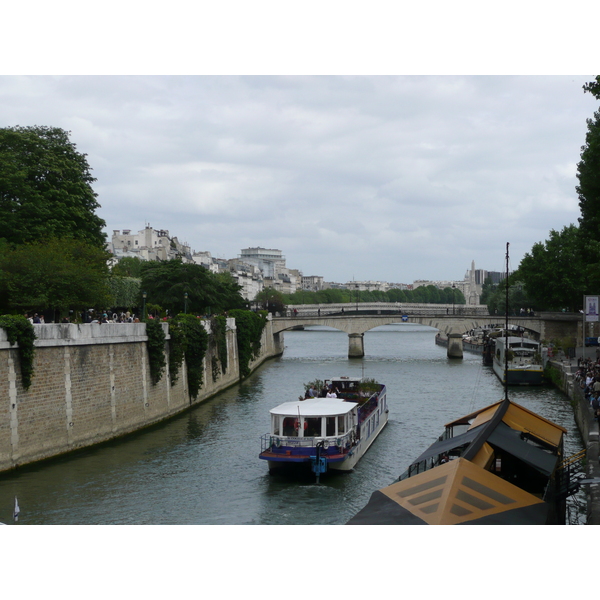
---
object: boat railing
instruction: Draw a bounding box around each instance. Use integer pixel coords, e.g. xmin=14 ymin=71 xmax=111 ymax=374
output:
xmin=260 ymin=430 xmax=354 ymax=452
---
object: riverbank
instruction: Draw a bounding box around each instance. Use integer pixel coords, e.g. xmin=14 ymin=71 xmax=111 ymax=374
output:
xmin=0 ymin=317 xmax=284 ymax=473
xmin=547 ymin=357 xmax=600 ymax=524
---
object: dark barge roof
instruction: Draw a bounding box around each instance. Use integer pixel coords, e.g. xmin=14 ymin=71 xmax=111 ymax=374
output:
xmin=347 ymin=398 xmax=567 ymax=525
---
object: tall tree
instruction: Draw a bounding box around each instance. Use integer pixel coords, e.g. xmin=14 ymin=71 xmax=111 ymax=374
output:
xmin=0 ymin=238 xmax=111 ymax=318
xmin=140 ymin=260 xmax=245 ymax=316
xmin=111 ymin=256 xmax=144 ymax=278
xmin=0 ymin=126 xmax=106 ymax=249
xmin=577 ymin=76 xmax=600 ymax=280
xmin=516 ymin=224 xmax=585 ymax=310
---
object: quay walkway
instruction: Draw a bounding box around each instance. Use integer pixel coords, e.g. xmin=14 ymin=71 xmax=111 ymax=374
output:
xmin=549 ymin=351 xmax=600 ymax=524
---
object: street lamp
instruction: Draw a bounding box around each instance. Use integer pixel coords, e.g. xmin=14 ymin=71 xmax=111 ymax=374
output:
xmin=142 ymin=291 xmax=147 ymax=321
xmin=184 ymin=292 xmax=188 ymax=314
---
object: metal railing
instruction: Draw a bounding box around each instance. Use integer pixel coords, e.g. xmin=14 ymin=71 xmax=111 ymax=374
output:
xmin=260 ymin=430 xmax=353 ymax=452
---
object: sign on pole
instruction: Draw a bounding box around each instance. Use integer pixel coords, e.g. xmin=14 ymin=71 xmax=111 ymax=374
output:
xmin=585 ymin=295 xmax=599 ymax=322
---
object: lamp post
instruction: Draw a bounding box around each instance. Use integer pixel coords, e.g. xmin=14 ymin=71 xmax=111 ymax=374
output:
xmin=452 ymin=284 xmax=456 ymax=315
xmin=184 ymin=292 xmax=188 ymax=314
xmin=142 ymin=291 xmax=147 ymax=321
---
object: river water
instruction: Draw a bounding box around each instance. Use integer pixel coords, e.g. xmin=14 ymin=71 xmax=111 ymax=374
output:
xmin=0 ymin=325 xmax=587 ymax=525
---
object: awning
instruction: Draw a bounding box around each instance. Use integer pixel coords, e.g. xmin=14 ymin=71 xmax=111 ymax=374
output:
xmin=487 ymin=421 xmax=559 ymax=477
xmin=347 ymin=458 xmax=548 ymax=525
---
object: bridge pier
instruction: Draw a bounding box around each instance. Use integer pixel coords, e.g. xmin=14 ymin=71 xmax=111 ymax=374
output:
xmin=447 ymin=333 xmax=463 ymax=359
xmin=348 ymin=333 xmax=365 ymax=358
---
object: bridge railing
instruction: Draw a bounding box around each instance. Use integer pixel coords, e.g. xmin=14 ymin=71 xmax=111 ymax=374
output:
xmin=282 ymin=303 xmax=490 ymax=318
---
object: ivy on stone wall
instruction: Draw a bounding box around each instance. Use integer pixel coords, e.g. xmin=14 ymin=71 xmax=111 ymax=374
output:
xmin=0 ymin=315 xmax=36 ymax=390
xmin=167 ymin=315 xmax=209 ymax=397
xmin=145 ymin=319 xmax=166 ymax=385
xmin=167 ymin=318 xmax=186 ymax=387
xmin=209 ymin=315 xmax=228 ymax=381
xmin=228 ymin=309 xmax=268 ymax=379
xmin=176 ymin=314 xmax=209 ymax=400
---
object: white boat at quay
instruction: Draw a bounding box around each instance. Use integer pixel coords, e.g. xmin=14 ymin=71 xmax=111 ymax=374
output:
xmin=492 ymin=335 xmax=545 ymax=386
xmin=259 ymin=377 xmax=388 ymax=480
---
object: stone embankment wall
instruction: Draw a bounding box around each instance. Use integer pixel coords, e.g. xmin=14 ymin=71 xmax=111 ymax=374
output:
xmin=0 ymin=317 xmax=283 ymax=473
xmin=549 ymin=359 xmax=600 ymax=524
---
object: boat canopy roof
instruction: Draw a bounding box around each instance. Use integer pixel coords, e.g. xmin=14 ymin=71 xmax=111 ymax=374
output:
xmin=496 ymin=336 xmax=540 ymax=348
xmin=412 ymin=420 xmax=559 ymax=476
xmin=347 ymin=458 xmax=548 ymax=525
xmin=269 ymin=397 xmax=358 ymax=417
xmin=448 ymin=400 xmax=566 ymax=447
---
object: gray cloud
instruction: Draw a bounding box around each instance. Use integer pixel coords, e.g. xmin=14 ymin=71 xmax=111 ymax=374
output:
xmin=0 ymin=75 xmax=595 ymax=282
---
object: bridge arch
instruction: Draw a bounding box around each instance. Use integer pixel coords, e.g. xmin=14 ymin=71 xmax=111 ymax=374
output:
xmin=271 ymin=313 xmax=548 ymax=358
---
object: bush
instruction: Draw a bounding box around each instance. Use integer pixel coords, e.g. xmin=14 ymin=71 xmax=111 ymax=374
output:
xmin=0 ymin=315 xmax=36 ymax=389
xmin=145 ymin=319 xmax=166 ymax=385
xmin=174 ymin=314 xmax=209 ymax=400
xmin=229 ymin=309 xmax=268 ymax=379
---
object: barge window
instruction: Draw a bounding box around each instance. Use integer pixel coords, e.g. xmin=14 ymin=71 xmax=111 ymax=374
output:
xmin=326 ymin=417 xmax=336 ymax=436
xmin=305 ymin=417 xmax=322 ymax=437
xmin=272 ymin=415 xmax=280 ymax=436
xmin=282 ymin=417 xmax=298 ymax=437
xmin=338 ymin=415 xmax=346 ymax=434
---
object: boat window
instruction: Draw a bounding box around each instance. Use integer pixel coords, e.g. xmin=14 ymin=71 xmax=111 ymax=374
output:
xmin=282 ymin=417 xmax=298 ymax=437
xmin=338 ymin=415 xmax=346 ymax=434
xmin=304 ymin=417 xmax=322 ymax=437
xmin=326 ymin=417 xmax=335 ymax=437
xmin=272 ymin=415 xmax=280 ymax=436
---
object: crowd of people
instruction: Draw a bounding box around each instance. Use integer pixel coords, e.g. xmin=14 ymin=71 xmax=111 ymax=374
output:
xmin=575 ymin=357 xmax=600 ymax=421
xmin=25 ymin=310 xmax=143 ymax=324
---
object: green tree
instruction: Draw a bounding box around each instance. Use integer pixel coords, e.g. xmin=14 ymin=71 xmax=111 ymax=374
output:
xmin=111 ymin=256 xmax=144 ymax=278
xmin=385 ymin=289 xmax=408 ymax=302
xmin=577 ymin=76 xmax=600 ymax=288
xmin=479 ymin=276 xmax=496 ymax=306
xmin=0 ymin=126 xmax=106 ymax=249
xmin=108 ymin=276 xmax=141 ymax=310
xmin=140 ymin=260 xmax=245 ymax=316
xmin=255 ymin=287 xmax=285 ymax=314
xmin=0 ymin=237 xmax=111 ymax=319
xmin=516 ymin=225 xmax=585 ymax=311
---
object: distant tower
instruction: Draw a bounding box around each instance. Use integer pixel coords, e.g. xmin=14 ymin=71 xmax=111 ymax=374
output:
xmin=468 ymin=260 xmax=480 ymax=305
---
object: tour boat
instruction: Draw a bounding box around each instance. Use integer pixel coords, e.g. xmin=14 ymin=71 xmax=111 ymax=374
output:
xmin=492 ymin=335 xmax=544 ymax=385
xmin=259 ymin=377 xmax=388 ymax=480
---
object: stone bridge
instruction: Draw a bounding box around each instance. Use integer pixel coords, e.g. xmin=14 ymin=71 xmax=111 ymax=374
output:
xmin=271 ymin=311 xmax=582 ymax=357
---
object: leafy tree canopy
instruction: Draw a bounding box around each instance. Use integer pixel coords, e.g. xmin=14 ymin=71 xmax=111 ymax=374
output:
xmin=281 ymin=285 xmax=465 ymax=305
xmin=0 ymin=237 xmax=111 ymax=317
xmin=255 ymin=287 xmax=286 ymax=314
xmin=577 ymin=76 xmax=600 ymax=264
xmin=515 ymin=224 xmax=585 ymax=311
xmin=111 ymin=256 xmax=144 ymax=278
xmin=0 ymin=125 xmax=106 ymax=249
xmin=140 ymin=260 xmax=245 ymax=316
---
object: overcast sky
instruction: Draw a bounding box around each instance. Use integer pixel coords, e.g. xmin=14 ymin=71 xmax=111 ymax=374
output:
xmin=2 ymin=2 xmax=598 ymax=286
xmin=1 ymin=74 xmax=596 ymax=284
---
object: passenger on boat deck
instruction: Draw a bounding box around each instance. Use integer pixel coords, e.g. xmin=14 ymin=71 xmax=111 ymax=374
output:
xmin=326 ymin=390 xmax=337 ymax=398
xmin=304 ymin=390 xmax=311 ymax=399
xmin=320 ymin=386 xmax=328 ymax=397
xmin=309 ymin=386 xmax=317 ymax=397
xmin=440 ymin=454 xmax=449 ymax=464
